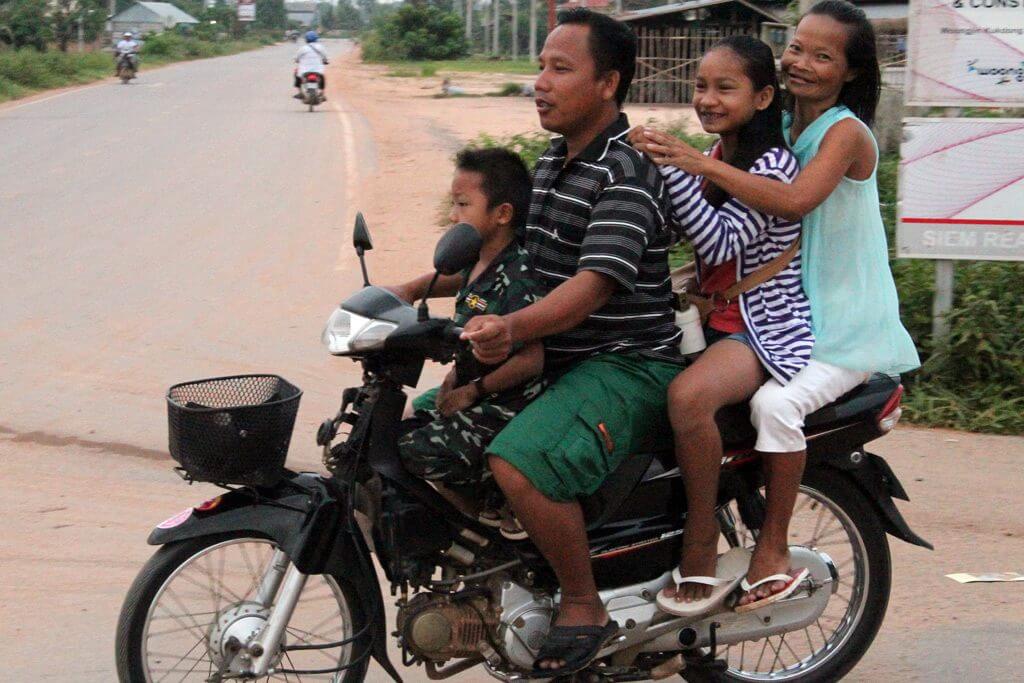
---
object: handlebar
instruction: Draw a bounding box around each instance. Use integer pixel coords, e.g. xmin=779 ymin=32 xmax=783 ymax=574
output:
xmin=443 ymin=324 xmax=464 ymax=345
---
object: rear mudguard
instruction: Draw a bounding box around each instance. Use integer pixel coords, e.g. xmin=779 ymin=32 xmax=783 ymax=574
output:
xmin=147 ymin=472 xmax=403 ymax=682
xmin=815 ymin=451 xmax=933 ymax=550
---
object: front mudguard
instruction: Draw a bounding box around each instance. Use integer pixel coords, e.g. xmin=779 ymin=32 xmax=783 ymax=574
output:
xmin=147 ymin=472 xmax=403 ymax=682
xmin=815 ymin=451 xmax=933 ymax=550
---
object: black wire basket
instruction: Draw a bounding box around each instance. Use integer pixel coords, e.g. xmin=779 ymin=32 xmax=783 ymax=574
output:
xmin=167 ymin=374 xmax=302 ymax=486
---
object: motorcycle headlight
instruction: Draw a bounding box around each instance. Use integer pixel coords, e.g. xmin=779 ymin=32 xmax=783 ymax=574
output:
xmin=350 ymin=321 xmax=398 ymax=351
xmin=322 ymin=308 xmax=397 ymax=354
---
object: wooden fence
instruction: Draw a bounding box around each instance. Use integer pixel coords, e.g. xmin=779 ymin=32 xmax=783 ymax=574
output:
xmin=629 ymin=24 xmax=754 ymax=104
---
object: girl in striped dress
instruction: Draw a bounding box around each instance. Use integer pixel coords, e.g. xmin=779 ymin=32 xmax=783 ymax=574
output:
xmin=635 ymin=0 xmax=920 ymax=613
xmin=631 ymin=35 xmax=814 ymax=617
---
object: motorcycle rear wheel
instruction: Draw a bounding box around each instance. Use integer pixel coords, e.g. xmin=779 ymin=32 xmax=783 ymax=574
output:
xmin=686 ymin=469 xmax=891 ymax=683
xmin=115 ymin=531 xmax=370 ymax=682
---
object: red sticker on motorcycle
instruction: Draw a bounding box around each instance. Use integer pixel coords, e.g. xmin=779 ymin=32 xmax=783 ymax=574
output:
xmin=157 ymin=508 xmax=193 ymax=529
xmin=195 ymin=495 xmax=223 ymax=512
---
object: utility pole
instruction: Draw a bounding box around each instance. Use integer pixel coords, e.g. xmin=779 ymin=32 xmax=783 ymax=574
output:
xmin=108 ymin=0 xmax=116 ymax=41
xmin=512 ymin=0 xmax=518 ymax=60
xmin=529 ymin=0 xmax=536 ymax=61
xmin=547 ymin=0 xmax=555 ymax=34
xmin=466 ymin=0 xmax=472 ymax=44
xmin=493 ymin=0 xmax=499 ymax=55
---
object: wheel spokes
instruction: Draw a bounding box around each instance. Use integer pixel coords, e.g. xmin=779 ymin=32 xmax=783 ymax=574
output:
xmin=720 ymin=486 xmax=870 ymax=681
xmin=141 ymin=538 xmax=355 ymax=682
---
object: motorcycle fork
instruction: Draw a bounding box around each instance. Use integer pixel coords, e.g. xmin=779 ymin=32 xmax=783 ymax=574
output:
xmin=248 ymin=559 xmax=310 ymax=675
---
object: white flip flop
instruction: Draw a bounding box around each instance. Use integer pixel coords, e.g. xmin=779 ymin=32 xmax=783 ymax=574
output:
xmin=734 ymin=567 xmax=811 ymax=614
xmin=656 ymin=547 xmax=751 ymax=618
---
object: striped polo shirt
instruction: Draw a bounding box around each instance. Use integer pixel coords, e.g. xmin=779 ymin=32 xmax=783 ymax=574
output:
xmin=661 ymin=146 xmax=814 ymax=383
xmin=525 ymin=114 xmax=682 ymax=368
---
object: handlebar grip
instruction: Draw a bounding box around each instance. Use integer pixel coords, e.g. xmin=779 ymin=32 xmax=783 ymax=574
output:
xmin=443 ymin=325 xmax=465 ymax=345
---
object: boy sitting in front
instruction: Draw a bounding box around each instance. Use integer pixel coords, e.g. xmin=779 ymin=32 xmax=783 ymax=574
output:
xmin=389 ymin=148 xmax=544 ymax=539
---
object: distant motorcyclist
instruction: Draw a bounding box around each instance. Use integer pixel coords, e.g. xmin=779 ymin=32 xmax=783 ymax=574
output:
xmin=115 ymin=31 xmax=140 ymax=76
xmin=293 ymin=31 xmax=328 ymax=100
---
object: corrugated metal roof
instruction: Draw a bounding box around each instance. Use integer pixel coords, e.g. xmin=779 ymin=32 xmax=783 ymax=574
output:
xmin=115 ymin=2 xmax=199 ymax=24
xmin=617 ymin=0 xmax=783 ymax=23
xmin=859 ymin=2 xmax=908 ymax=20
xmin=285 ymin=2 xmax=318 ymax=12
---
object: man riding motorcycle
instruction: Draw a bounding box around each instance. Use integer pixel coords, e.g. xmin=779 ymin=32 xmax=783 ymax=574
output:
xmin=293 ymin=30 xmax=328 ymax=100
xmin=114 ymin=31 xmax=140 ymax=77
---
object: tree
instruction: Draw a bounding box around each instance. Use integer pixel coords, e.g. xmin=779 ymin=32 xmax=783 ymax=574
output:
xmin=368 ymin=4 xmax=466 ymax=60
xmin=0 ymin=0 xmax=50 ymax=50
xmin=49 ymin=0 xmax=105 ymax=51
xmin=357 ymin=0 xmax=381 ymax=23
xmin=334 ymin=0 xmax=362 ymax=31
xmin=317 ymin=2 xmax=335 ymax=30
xmin=255 ymin=0 xmax=286 ymax=30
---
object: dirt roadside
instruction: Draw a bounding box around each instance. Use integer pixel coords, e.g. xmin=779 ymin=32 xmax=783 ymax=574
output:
xmin=330 ymin=48 xmax=700 ymax=289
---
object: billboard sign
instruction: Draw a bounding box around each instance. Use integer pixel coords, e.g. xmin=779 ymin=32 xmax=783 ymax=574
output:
xmin=898 ymin=117 xmax=1024 ymax=261
xmin=237 ymin=0 xmax=255 ymax=22
xmin=906 ymin=0 xmax=1024 ymax=107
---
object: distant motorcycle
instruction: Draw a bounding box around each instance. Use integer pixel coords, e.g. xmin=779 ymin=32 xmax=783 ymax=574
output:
xmin=114 ymin=216 xmax=932 ymax=682
xmin=300 ymin=72 xmax=323 ymax=111
xmin=116 ymin=51 xmax=137 ymax=84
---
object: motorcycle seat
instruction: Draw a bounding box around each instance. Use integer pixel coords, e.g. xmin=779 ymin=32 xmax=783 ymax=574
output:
xmin=581 ymin=373 xmax=899 ymax=529
xmin=712 ymin=372 xmax=899 ymax=451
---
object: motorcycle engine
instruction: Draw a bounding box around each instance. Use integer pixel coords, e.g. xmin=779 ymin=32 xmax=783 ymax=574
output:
xmin=397 ymin=581 xmax=556 ymax=671
xmin=397 ymin=592 xmax=498 ymax=662
xmin=495 ymin=580 xmax=555 ymax=670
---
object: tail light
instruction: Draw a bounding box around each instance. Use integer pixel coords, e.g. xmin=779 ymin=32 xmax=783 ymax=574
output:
xmin=877 ymin=384 xmax=904 ymax=433
xmin=306 ymin=74 xmax=320 ymax=82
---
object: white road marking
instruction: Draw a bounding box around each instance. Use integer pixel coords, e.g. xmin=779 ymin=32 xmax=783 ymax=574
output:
xmin=333 ymin=99 xmax=360 ymax=272
xmin=0 ymin=80 xmax=109 ymax=114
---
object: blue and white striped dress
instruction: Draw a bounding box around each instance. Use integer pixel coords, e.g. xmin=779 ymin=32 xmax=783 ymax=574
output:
xmin=662 ymin=146 xmax=813 ymax=383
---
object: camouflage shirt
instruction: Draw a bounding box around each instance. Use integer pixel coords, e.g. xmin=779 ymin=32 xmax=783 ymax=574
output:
xmin=398 ymin=241 xmax=545 ymax=485
xmin=453 ymin=240 xmax=543 ymax=387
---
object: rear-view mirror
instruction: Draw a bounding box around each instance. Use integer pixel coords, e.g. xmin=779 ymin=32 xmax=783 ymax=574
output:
xmin=353 ymin=213 xmax=373 ymax=253
xmin=433 ymin=223 xmax=482 ymax=276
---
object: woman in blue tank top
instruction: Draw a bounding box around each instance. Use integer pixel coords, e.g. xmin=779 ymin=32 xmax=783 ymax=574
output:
xmin=634 ymin=0 xmax=920 ymax=611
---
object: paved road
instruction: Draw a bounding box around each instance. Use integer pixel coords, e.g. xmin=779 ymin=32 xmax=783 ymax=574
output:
xmin=2 ymin=42 xmax=1023 ymax=683
xmin=1 ymin=40 xmax=375 ymax=453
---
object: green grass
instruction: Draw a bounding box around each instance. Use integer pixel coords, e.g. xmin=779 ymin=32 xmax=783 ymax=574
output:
xmin=0 ymin=35 xmax=275 ymax=104
xmin=377 ymin=57 xmax=537 ymax=76
xmin=0 ymin=51 xmax=113 ymax=102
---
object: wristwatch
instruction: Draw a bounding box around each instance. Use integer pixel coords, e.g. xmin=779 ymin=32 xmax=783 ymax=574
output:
xmin=473 ymin=376 xmax=488 ymax=398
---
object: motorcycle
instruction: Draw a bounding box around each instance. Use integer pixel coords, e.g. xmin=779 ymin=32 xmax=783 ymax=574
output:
xmin=115 ymin=215 xmax=931 ymax=682
xmin=301 ymin=72 xmax=324 ymax=112
xmin=117 ymin=51 xmax=137 ymax=84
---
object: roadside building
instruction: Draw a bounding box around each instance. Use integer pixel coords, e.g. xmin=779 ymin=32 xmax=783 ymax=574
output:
xmin=111 ymin=2 xmax=200 ymax=40
xmin=614 ymin=0 xmax=908 ymax=104
xmin=616 ymin=0 xmax=785 ymax=104
xmin=285 ymin=2 xmax=319 ymax=27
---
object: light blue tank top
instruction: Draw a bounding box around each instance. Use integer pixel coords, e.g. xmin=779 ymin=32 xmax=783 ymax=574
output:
xmin=783 ymin=106 xmax=920 ymax=375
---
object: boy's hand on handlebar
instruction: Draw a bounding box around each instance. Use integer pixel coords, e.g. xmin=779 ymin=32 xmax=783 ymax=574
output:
xmin=437 ymin=384 xmax=477 ymax=417
xmin=461 ymin=315 xmax=512 ymax=365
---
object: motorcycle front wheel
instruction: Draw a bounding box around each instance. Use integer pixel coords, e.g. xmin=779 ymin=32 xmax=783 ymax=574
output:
xmin=115 ymin=531 xmax=370 ymax=682
xmin=691 ymin=468 xmax=892 ymax=683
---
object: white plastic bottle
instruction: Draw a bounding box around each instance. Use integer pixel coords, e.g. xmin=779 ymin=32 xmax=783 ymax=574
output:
xmin=676 ymin=304 xmax=706 ymax=356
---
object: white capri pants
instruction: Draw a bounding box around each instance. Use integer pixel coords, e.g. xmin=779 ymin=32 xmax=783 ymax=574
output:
xmin=750 ymin=359 xmax=870 ymax=453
